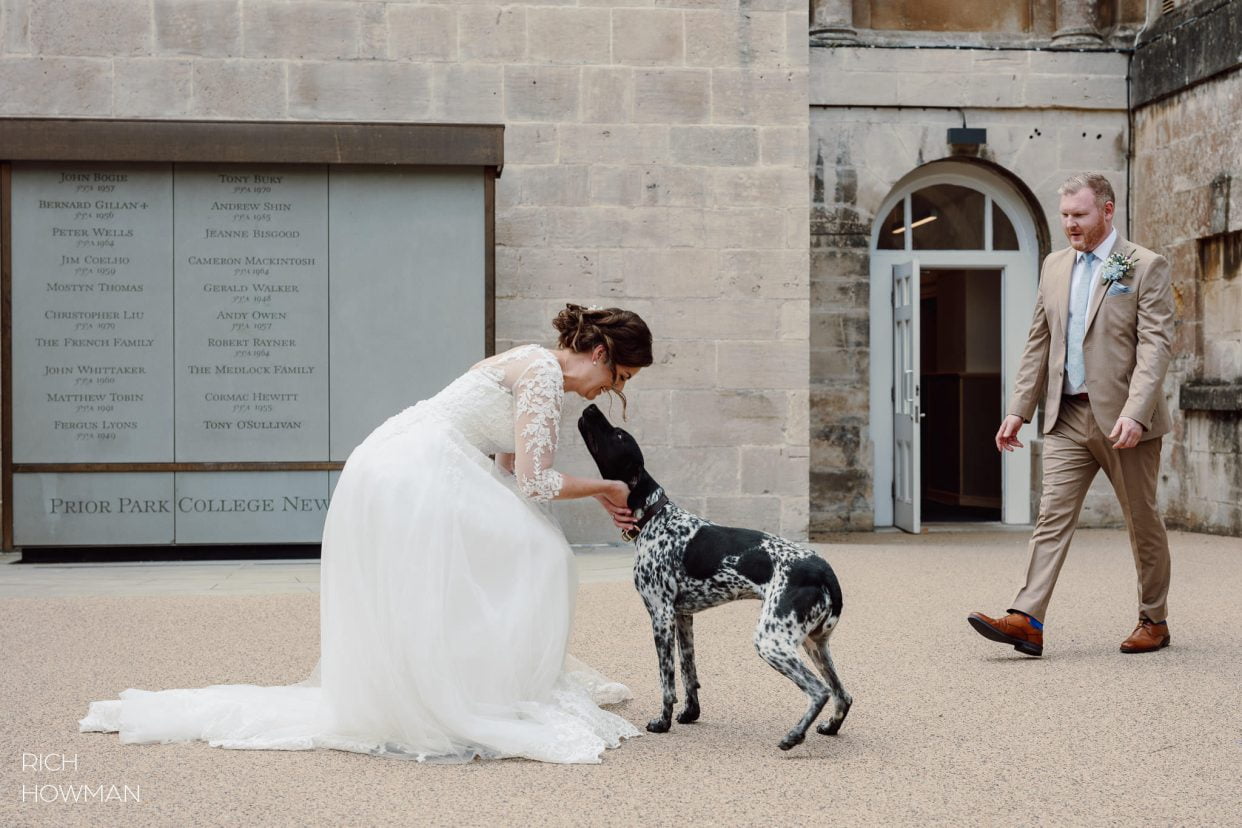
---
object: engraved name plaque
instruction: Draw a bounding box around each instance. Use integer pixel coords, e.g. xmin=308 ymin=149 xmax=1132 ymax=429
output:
xmin=174 ymin=166 xmax=329 ymax=461
xmin=11 ymin=164 xmax=174 ymax=463
xmin=3 ymin=119 xmax=498 ymax=551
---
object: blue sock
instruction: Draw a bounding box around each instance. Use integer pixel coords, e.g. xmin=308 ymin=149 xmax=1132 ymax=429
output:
xmin=1015 ymin=611 xmax=1043 ymax=630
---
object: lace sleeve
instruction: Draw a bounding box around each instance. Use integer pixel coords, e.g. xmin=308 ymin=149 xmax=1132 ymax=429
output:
xmin=511 ymin=353 xmax=565 ymax=502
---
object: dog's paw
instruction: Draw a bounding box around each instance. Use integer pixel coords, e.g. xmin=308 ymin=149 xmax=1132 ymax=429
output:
xmin=778 ymin=732 xmax=806 ymax=751
xmin=646 ymin=718 xmax=671 ymax=733
xmin=817 ymin=697 xmax=852 ymax=735
xmin=676 ymin=704 xmax=700 ymax=725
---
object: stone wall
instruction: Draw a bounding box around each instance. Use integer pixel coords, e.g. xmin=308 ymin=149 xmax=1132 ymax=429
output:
xmin=1132 ymin=1 xmax=1242 ymax=534
xmin=0 ymin=0 xmax=811 ymax=543
xmin=809 ymin=45 xmax=1131 ymax=531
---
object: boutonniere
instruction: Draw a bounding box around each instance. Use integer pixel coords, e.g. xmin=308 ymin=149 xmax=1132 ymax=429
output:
xmin=1099 ymin=251 xmax=1136 ymax=285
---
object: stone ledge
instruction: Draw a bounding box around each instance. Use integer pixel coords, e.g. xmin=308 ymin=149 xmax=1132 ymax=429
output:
xmin=1179 ymin=382 xmax=1242 ymax=412
xmin=1133 ymin=0 xmax=1242 ymax=108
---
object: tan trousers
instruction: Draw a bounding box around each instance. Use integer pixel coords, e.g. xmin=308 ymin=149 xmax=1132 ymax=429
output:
xmin=1010 ymin=395 xmax=1171 ymax=623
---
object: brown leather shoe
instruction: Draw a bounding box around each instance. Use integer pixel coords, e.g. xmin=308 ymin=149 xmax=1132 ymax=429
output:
xmin=968 ymin=611 xmax=1043 ymax=657
xmin=1120 ymin=618 xmax=1170 ymax=653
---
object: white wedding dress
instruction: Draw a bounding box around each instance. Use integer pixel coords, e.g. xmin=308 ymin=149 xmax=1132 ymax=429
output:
xmin=80 ymin=344 xmax=640 ymax=763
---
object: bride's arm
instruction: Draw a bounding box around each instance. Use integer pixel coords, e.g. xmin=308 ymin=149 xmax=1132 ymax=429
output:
xmin=509 ymin=354 xmax=634 ymax=528
xmin=495 ymin=452 xmax=515 ymax=475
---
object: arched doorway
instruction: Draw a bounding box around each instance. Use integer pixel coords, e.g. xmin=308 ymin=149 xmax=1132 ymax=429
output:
xmin=869 ymin=161 xmax=1043 ymax=532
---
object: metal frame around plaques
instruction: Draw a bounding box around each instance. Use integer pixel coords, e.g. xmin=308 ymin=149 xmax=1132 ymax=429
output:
xmin=0 ymin=119 xmax=501 ymax=550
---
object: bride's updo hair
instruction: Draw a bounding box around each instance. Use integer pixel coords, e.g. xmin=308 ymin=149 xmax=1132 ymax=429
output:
xmin=552 ymin=304 xmax=653 ymax=415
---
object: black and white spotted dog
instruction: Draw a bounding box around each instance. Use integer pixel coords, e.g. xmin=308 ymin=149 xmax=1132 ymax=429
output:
xmin=578 ymin=404 xmax=851 ymax=750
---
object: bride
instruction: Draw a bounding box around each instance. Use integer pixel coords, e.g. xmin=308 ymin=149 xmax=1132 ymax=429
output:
xmin=80 ymin=304 xmax=653 ymax=764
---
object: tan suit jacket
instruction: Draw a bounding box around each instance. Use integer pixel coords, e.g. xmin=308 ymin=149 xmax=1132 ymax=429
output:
xmin=1006 ymin=235 xmax=1174 ymax=440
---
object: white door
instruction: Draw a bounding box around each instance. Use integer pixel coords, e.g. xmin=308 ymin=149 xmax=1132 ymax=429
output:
xmin=893 ymin=261 xmax=921 ymax=534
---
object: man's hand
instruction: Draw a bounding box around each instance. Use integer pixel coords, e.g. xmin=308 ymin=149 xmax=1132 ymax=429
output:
xmin=1108 ymin=416 xmax=1144 ymax=449
xmin=595 ymin=481 xmax=635 ymax=531
xmin=995 ymin=414 xmax=1025 ymax=452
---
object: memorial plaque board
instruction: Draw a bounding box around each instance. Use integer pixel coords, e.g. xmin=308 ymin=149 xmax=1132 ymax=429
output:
xmin=13 ymin=473 xmax=175 ymax=546
xmin=3 ymin=121 xmax=498 ymax=550
xmin=10 ymin=163 xmax=174 ymax=462
xmin=174 ymin=165 xmax=329 ymax=461
xmin=328 ymin=167 xmax=486 ymax=459
xmin=172 ymin=472 xmax=331 ymax=543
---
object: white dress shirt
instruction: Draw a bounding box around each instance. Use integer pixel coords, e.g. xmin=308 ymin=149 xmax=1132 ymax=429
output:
xmin=1063 ymin=226 xmax=1117 ymax=395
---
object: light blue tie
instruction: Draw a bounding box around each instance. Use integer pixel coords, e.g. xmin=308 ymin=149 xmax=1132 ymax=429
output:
xmin=1066 ymin=251 xmax=1095 ymax=390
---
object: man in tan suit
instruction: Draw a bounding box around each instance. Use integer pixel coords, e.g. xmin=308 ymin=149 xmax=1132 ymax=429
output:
xmin=968 ymin=172 xmax=1175 ymax=657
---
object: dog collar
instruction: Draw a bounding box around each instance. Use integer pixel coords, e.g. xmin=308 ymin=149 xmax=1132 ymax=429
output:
xmin=621 ymin=492 xmax=669 ymax=543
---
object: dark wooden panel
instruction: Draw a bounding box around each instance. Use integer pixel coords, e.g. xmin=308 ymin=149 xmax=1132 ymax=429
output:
xmin=0 ymin=119 xmax=504 ymax=172
xmin=1 ymin=162 xmax=12 ymax=549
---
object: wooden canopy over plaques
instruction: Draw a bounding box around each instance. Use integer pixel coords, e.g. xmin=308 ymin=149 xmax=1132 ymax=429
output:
xmin=1 ymin=119 xmax=502 ymax=551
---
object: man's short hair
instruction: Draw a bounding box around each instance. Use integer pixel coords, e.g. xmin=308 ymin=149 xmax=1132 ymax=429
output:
xmin=1058 ymin=172 xmax=1115 ymax=208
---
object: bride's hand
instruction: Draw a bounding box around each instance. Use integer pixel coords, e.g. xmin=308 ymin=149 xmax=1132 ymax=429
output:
xmin=595 ymin=481 xmax=636 ymax=531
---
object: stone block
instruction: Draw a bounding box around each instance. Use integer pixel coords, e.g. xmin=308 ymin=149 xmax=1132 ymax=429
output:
xmin=29 ymin=0 xmax=149 ymax=56
xmin=192 ymin=59 xmax=287 ymax=119
xmin=779 ymin=300 xmax=810 ymax=341
xmin=154 ymin=0 xmax=240 ymax=57
xmin=242 ymin=1 xmax=360 ymax=60
xmin=612 ymin=8 xmax=684 ymax=65
xmin=527 ymin=7 xmax=611 ymax=64
xmin=638 ymin=339 xmax=718 ymax=390
xmin=811 ymin=346 xmax=868 ymax=383
xmin=633 ymin=68 xmax=711 ymax=124
xmin=711 ymin=166 xmax=805 ymax=207
xmin=600 ymin=248 xmax=722 ymax=299
xmin=701 ymin=208 xmax=786 ymax=249
xmin=638 ymin=166 xmax=708 ymax=206
xmin=505 ymin=124 xmax=559 ymax=164
xmin=495 ymin=246 xmax=597 ymax=299
xmin=784 ymin=10 xmax=808 ymax=67
xmin=494 ymin=297 xmax=560 ymax=342
xmin=505 ymin=65 xmax=581 ymax=122
xmin=510 ymin=163 xmax=590 ymax=207
xmin=786 ymin=387 xmax=809 ymax=446
xmin=809 ymin=69 xmax=899 ymax=107
xmin=559 ymin=125 xmax=671 ymax=165
xmin=114 ymin=58 xmax=192 ymax=117
xmin=760 ymin=125 xmax=806 ymax=166
xmin=431 ymin=64 xmax=503 ymax=121
xmin=670 ymin=125 xmax=759 ymax=166
xmin=671 ymin=389 xmax=788 ymax=445
xmin=648 ymin=446 xmax=740 ymax=496
xmin=459 ymin=6 xmax=526 ymax=62
xmin=787 ymin=207 xmax=809 ymax=251
xmin=780 ymin=496 xmax=810 ymax=540
xmin=616 ymin=389 xmax=672 ymax=446
xmin=581 ymin=66 xmax=634 ymax=123
xmin=1056 ymin=124 xmax=1128 ymax=172
xmin=1024 ymin=74 xmax=1128 ymax=111
xmin=0 ymin=56 xmax=111 ymax=115
xmin=684 ymin=9 xmax=787 ymax=68
xmin=289 ymin=61 xmax=431 ymax=120
xmin=740 ymin=445 xmax=808 ymax=495
xmin=717 ymin=340 xmax=807 ymax=389
xmin=720 ymin=249 xmax=807 ymax=298
xmin=640 ymin=298 xmax=784 ymax=343
xmin=495 ymin=205 xmax=547 ymax=247
xmin=387 ymin=4 xmax=456 ymax=61
xmin=900 ymin=69 xmax=1016 ymax=109
xmin=359 ymin=2 xmax=387 ymax=60
xmin=589 ymin=166 xmax=644 ymax=206
xmin=712 ymin=68 xmax=806 ymax=125
xmin=704 ymin=495 xmax=783 ymax=534
xmin=3 ymin=0 xmax=30 ymax=53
